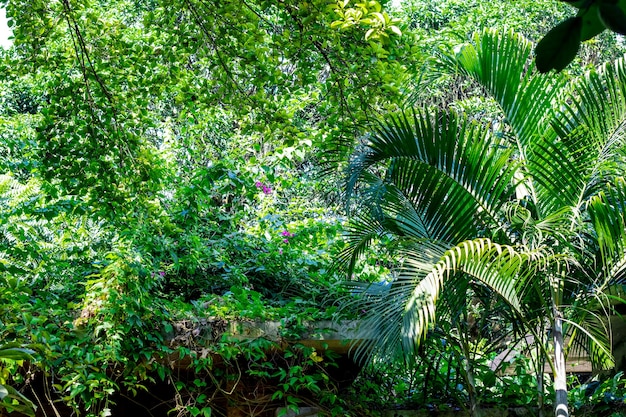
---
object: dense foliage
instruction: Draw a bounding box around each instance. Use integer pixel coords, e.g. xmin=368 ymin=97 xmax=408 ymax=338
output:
xmin=341 ymin=28 xmax=626 ymax=417
xmin=0 ymin=0 xmax=625 ymax=417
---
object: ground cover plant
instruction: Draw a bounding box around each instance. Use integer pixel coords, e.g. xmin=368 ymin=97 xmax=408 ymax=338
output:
xmin=0 ymin=0 xmax=625 ymax=417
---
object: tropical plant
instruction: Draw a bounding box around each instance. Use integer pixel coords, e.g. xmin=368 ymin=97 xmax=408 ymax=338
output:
xmin=570 ymin=371 xmax=626 ymax=416
xmin=340 ymin=29 xmax=626 ymax=417
xmin=0 ymin=343 xmax=36 ymax=416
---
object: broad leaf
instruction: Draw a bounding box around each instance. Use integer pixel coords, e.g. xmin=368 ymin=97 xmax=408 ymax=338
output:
xmin=535 ymin=17 xmax=582 ymax=73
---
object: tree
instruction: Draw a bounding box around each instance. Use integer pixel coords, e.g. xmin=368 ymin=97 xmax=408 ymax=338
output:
xmin=0 ymin=0 xmax=414 ymax=209
xmin=392 ymin=0 xmax=626 ymax=74
xmin=0 ymin=1 xmax=416 ymax=412
xmin=341 ymin=29 xmax=626 ymax=417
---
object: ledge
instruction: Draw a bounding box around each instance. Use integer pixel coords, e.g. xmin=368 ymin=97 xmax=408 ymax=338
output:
xmin=225 ymin=320 xmax=361 ymax=353
xmin=163 ymin=319 xmax=363 ymax=368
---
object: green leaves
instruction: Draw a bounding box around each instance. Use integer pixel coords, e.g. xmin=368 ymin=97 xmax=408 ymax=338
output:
xmin=0 ymin=343 xmax=34 ymax=361
xmin=342 ymin=105 xmax=525 ymax=361
xmin=331 ymin=0 xmax=402 ymax=41
xmin=580 ymin=3 xmax=606 ymax=41
xmin=347 ymin=108 xmax=517 ymax=240
xmin=0 ymin=343 xmax=36 ymax=417
xmin=0 ymin=384 xmax=36 ymax=417
xmin=587 ymin=178 xmax=626 ymax=276
xmin=441 ymin=29 xmax=567 ymax=157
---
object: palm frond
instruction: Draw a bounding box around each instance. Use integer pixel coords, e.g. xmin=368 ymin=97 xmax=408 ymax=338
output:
xmin=352 ymin=238 xmax=540 ymax=365
xmin=334 ymin=213 xmax=389 ymax=277
xmin=349 ymin=240 xmax=449 ymax=364
xmin=587 ymin=178 xmax=626 ymax=280
xmin=562 ymin=313 xmax=615 ymax=371
xmin=437 ymin=29 xmax=567 ymax=157
xmin=347 ymin=108 xmax=517 ymax=244
xmin=534 ymin=58 xmax=626 ymax=215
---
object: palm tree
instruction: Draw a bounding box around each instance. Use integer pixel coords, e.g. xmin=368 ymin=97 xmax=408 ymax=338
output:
xmin=340 ymin=29 xmax=626 ymax=417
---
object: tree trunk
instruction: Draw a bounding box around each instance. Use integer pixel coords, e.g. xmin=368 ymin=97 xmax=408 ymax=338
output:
xmin=553 ymin=312 xmax=569 ymax=417
xmin=537 ymin=353 xmax=545 ymax=417
xmin=459 ymin=316 xmax=478 ymax=417
xmin=464 ymin=358 xmax=478 ymax=417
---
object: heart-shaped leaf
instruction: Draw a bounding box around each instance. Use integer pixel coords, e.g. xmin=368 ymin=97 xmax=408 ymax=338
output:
xmin=599 ymin=2 xmax=626 ymax=35
xmin=535 ymin=17 xmax=582 ymax=73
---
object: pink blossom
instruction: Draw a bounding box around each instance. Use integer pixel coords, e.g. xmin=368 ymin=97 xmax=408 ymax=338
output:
xmin=255 ymin=181 xmax=272 ymax=194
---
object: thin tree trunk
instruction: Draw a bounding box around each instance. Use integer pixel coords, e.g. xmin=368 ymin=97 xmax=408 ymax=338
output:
xmin=537 ymin=346 xmax=545 ymax=417
xmin=464 ymin=357 xmax=478 ymax=417
xmin=553 ymin=312 xmax=569 ymax=417
xmin=460 ymin=312 xmax=478 ymax=417
xmin=538 ymin=371 xmax=545 ymax=417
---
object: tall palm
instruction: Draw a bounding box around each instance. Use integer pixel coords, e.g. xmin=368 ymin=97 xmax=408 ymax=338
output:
xmin=340 ymin=30 xmax=626 ymax=417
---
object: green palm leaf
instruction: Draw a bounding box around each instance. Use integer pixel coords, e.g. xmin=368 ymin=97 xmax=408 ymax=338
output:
xmin=533 ymin=58 xmax=626 ymax=215
xmin=347 ymin=109 xmax=517 ymax=243
xmin=562 ymin=312 xmax=615 ymax=371
xmin=438 ymin=29 xmax=567 ymax=156
xmin=341 ymin=30 xmax=626 ymax=415
xmin=351 ymin=238 xmax=543 ymax=364
xmin=587 ymin=178 xmax=626 ymax=279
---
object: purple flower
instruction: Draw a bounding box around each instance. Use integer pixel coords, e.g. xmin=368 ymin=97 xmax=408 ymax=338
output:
xmin=255 ymin=180 xmax=272 ymax=194
xmin=279 ymin=248 xmax=283 ymax=255
xmin=159 ymin=271 xmax=165 ymax=277
xmin=283 ymin=238 xmax=289 ymax=244
xmin=281 ymin=230 xmax=294 ymax=237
